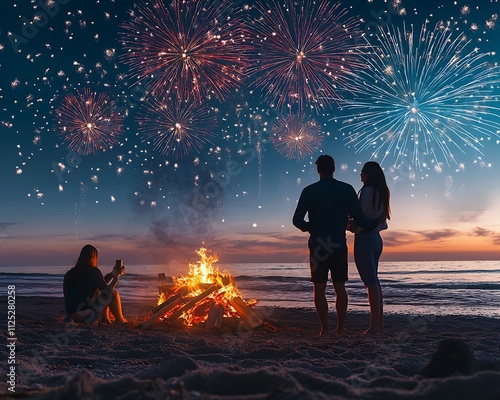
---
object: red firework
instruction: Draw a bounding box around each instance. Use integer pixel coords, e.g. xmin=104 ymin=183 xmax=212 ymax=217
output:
xmin=55 ymin=89 xmax=123 ymax=155
xmin=120 ymin=0 xmax=249 ymax=102
xmin=247 ymin=0 xmax=363 ymax=113
xmin=138 ymin=95 xmax=217 ymax=158
xmin=271 ymin=113 xmax=323 ymax=160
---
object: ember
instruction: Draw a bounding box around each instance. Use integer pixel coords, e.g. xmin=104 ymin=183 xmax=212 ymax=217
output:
xmin=139 ymin=248 xmax=262 ymax=329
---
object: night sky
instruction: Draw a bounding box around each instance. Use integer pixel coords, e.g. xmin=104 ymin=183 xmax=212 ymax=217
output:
xmin=1 ymin=0 xmax=500 ymax=267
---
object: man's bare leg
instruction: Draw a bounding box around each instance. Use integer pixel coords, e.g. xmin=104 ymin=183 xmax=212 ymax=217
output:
xmin=333 ymin=281 xmax=347 ymax=336
xmin=313 ymin=282 xmax=328 ymax=336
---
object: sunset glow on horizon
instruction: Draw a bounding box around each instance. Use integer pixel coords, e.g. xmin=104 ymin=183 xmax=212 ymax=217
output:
xmin=1 ymin=0 xmax=500 ymax=267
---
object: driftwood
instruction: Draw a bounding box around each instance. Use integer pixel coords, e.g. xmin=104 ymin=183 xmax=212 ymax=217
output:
xmin=229 ymin=296 xmax=263 ymax=328
xmin=139 ymin=294 xmax=183 ymax=329
xmin=205 ymin=301 xmax=225 ymax=329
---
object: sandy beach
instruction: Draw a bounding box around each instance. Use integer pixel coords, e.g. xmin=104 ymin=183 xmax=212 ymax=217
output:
xmin=2 ymin=296 xmax=500 ymax=399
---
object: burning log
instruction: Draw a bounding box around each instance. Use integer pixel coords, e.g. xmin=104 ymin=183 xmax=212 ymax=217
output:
xmin=165 ymin=284 xmax=220 ymax=323
xmin=151 ymin=286 xmax=190 ymax=314
xmin=139 ymin=294 xmax=183 ymax=329
xmin=142 ymin=248 xmax=260 ymax=329
xmin=229 ymin=296 xmax=263 ymax=329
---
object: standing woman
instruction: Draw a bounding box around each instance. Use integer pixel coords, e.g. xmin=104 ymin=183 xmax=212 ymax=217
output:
xmin=352 ymin=162 xmax=390 ymax=334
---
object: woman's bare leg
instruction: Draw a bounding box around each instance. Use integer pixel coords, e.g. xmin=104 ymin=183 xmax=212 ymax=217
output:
xmin=109 ymin=291 xmax=128 ymax=323
xmin=100 ymin=307 xmax=111 ymax=324
xmin=364 ymin=283 xmax=382 ymax=334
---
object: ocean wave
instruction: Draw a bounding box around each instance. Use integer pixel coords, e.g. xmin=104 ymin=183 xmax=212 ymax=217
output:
xmin=380 ymin=269 xmax=500 ymax=275
xmin=387 ymin=282 xmax=500 ymax=290
xmin=0 ymin=272 xmax=62 ymax=277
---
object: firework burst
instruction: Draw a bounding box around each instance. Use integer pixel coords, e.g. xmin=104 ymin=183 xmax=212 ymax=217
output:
xmin=339 ymin=21 xmax=500 ymax=169
xmin=55 ymin=89 xmax=123 ymax=155
xmin=138 ymin=95 xmax=217 ymax=158
xmin=120 ymin=0 xmax=248 ymax=102
xmin=246 ymin=0 xmax=363 ymax=113
xmin=271 ymin=113 xmax=323 ymax=160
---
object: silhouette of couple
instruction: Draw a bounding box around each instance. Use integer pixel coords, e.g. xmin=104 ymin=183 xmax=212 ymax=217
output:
xmin=293 ymin=155 xmax=390 ymax=336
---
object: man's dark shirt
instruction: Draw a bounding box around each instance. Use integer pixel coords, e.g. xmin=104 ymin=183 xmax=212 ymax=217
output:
xmin=292 ymin=177 xmax=378 ymax=247
xmin=63 ymin=265 xmax=108 ymax=314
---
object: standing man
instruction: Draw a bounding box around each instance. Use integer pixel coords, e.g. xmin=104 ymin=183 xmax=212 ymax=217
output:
xmin=293 ymin=155 xmax=378 ymax=336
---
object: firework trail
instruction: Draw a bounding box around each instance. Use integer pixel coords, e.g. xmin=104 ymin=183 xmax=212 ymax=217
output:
xmin=271 ymin=113 xmax=323 ymax=160
xmin=120 ymin=0 xmax=248 ymax=102
xmin=55 ymin=89 xmax=123 ymax=155
xmin=246 ymin=0 xmax=363 ymax=113
xmin=138 ymin=94 xmax=217 ymax=158
xmin=339 ymin=21 xmax=500 ymax=169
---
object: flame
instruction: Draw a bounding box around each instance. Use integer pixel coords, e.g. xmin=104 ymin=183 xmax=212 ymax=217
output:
xmin=156 ymin=247 xmax=255 ymax=326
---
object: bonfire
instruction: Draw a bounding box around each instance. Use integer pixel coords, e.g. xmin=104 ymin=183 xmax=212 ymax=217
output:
xmin=139 ymin=248 xmax=262 ymax=330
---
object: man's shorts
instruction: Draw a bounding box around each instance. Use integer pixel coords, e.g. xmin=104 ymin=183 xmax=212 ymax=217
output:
xmin=309 ymin=242 xmax=348 ymax=284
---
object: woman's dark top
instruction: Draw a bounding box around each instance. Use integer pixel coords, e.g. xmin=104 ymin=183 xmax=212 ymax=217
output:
xmin=63 ymin=265 xmax=108 ymax=314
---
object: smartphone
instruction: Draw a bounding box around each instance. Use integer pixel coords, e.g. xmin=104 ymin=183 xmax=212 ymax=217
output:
xmin=115 ymin=259 xmax=123 ymax=268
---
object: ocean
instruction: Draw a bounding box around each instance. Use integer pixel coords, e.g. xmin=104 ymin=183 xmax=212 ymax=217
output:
xmin=1 ymin=260 xmax=499 ymax=318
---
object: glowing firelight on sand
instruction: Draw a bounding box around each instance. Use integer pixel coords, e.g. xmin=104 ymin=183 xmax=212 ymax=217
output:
xmin=157 ymin=248 xmax=257 ymax=327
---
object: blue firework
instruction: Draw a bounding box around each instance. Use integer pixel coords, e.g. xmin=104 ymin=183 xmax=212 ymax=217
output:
xmin=339 ymin=21 xmax=500 ymax=169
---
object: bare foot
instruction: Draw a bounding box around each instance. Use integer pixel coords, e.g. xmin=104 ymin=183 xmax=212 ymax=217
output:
xmin=319 ymin=329 xmax=329 ymax=337
xmin=363 ymin=327 xmax=383 ymax=335
xmin=336 ymin=328 xmax=345 ymax=337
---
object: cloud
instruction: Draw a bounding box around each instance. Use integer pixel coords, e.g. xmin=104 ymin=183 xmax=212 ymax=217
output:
xmin=415 ymin=229 xmax=460 ymax=241
xmin=86 ymin=233 xmax=144 ymax=243
xmin=471 ymin=227 xmax=495 ymax=237
xmin=469 ymin=227 xmax=500 ymax=246
xmin=458 ymin=210 xmax=486 ymax=223
xmin=379 ymin=230 xmax=418 ymax=247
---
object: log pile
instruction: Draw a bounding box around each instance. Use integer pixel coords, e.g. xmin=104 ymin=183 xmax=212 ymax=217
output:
xmin=139 ymin=248 xmax=262 ymax=330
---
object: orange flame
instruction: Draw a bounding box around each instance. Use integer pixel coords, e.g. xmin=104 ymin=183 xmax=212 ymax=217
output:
xmin=157 ymin=247 xmax=255 ymax=326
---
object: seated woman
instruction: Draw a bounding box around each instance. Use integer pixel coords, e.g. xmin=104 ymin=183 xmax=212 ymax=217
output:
xmin=63 ymin=244 xmax=128 ymax=324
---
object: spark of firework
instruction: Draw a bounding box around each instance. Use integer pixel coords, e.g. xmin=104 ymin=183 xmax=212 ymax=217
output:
xmin=271 ymin=113 xmax=323 ymax=160
xmin=138 ymin=95 xmax=217 ymax=158
xmin=55 ymin=89 xmax=123 ymax=155
xmin=339 ymin=21 xmax=500 ymax=169
xmin=120 ymin=0 xmax=248 ymax=102
xmin=246 ymin=0 xmax=363 ymax=113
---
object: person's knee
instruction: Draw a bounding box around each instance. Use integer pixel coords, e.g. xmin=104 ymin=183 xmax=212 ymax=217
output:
xmin=333 ymin=282 xmax=347 ymax=295
xmin=313 ymin=282 xmax=327 ymax=296
xmin=110 ymin=290 xmax=121 ymax=303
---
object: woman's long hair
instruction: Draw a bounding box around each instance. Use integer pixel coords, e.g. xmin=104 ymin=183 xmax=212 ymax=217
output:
xmin=74 ymin=244 xmax=98 ymax=268
xmin=361 ymin=161 xmax=391 ymax=220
